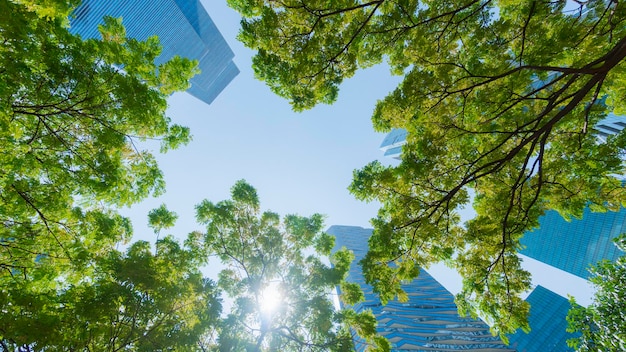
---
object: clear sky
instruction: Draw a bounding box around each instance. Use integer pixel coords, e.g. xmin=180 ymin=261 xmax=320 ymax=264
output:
xmin=125 ymin=0 xmax=594 ymax=307
xmin=126 ymin=1 xmax=401 ymax=240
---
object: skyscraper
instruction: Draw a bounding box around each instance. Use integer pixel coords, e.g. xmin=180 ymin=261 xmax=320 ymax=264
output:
xmin=507 ymin=286 xmax=579 ymax=352
xmin=379 ymin=128 xmax=407 ymax=160
xmin=520 ymin=207 xmax=626 ymax=279
xmin=328 ymin=225 xmax=514 ymax=351
xmin=508 ymin=206 xmax=625 ymax=351
xmin=70 ymin=0 xmax=238 ymax=105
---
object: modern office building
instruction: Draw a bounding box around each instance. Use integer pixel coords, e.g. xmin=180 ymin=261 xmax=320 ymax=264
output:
xmin=70 ymin=0 xmax=238 ymax=105
xmin=511 ymin=204 xmax=626 ymax=351
xmin=379 ymin=128 xmax=407 ymax=160
xmin=507 ymin=286 xmax=579 ymax=352
xmin=520 ymin=207 xmax=626 ymax=279
xmin=327 ymin=225 xmax=514 ymax=351
xmin=593 ymin=112 xmax=626 ymax=142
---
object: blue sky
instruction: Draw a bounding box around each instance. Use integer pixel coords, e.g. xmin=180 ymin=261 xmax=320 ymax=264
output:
xmin=125 ymin=0 xmax=594 ymax=306
xmin=127 ymin=1 xmax=402 ymax=240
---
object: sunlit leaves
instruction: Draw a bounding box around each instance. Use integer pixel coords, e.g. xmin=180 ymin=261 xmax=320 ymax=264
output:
xmin=567 ymin=234 xmax=626 ymax=352
xmin=229 ymin=0 xmax=397 ymax=110
xmin=339 ymin=281 xmax=364 ymax=305
xmin=197 ymin=180 xmax=386 ymax=351
xmin=229 ymin=0 xmax=626 ymax=338
xmin=148 ymin=204 xmax=179 ymax=234
xmin=13 ymin=0 xmax=80 ymax=22
xmin=0 ymin=235 xmax=222 ymax=351
xmin=0 ymin=0 xmax=196 ymax=280
xmin=0 ymin=2 xmax=206 ymax=349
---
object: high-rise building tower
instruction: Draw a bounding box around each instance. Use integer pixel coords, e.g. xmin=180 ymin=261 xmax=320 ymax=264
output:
xmin=70 ymin=0 xmax=239 ymax=105
xmin=328 ymin=225 xmax=514 ymax=351
xmin=520 ymin=208 xmax=626 ymax=280
xmin=507 ymin=286 xmax=579 ymax=352
xmin=379 ymin=128 xmax=407 ymax=160
xmin=505 ymin=206 xmax=625 ymax=351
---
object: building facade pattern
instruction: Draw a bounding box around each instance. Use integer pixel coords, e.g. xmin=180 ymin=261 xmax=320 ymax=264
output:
xmin=328 ymin=225 xmax=515 ymax=352
xmin=507 ymin=286 xmax=579 ymax=352
xmin=520 ymin=208 xmax=626 ymax=279
xmin=70 ymin=0 xmax=238 ymax=105
xmin=379 ymin=128 xmax=407 ymax=160
xmin=594 ymin=113 xmax=626 ymax=142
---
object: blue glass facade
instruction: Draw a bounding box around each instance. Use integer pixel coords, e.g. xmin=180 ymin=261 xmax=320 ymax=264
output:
xmin=379 ymin=128 xmax=407 ymax=160
xmin=508 ymin=286 xmax=579 ymax=352
xmin=594 ymin=113 xmax=626 ymax=142
xmin=520 ymin=208 xmax=626 ymax=279
xmin=70 ymin=0 xmax=238 ymax=105
xmin=328 ymin=225 xmax=514 ymax=351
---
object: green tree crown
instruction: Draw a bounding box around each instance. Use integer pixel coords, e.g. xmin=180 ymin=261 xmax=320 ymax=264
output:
xmin=195 ymin=180 xmax=389 ymax=352
xmin=1 ymin=0 xmax=196 ymax=285
xmin=567 ymin=233 xmax=626 ymax=352
xmin=228 ymin=0 xmax=626 ymax=336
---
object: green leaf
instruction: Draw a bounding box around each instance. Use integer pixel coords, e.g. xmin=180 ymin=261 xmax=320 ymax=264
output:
xmin=147 ymin=204 xmax=178 ymax=234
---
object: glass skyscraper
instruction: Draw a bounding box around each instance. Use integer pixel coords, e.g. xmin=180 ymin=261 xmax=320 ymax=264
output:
xmin=70 ymin=0 xmax=238 ymax=105
xmin=520 ymin=208 xmax=626 ymax=279
xmin=328 ymin=225 xmax=514 ymax=351
xmin=507 ymin=286 xmax=579 ymax=352
xmin=379 ymin=128 xmax=407 ymax=160
xmin=511 ymin=204 xmax=625 ymax=351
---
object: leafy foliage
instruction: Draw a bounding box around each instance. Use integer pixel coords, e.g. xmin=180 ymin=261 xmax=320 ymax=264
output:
xmin=195 ymin=180 xmax=389 ymax=351
xmin=148 ymin=204 xmax=179 ymax=234
xmin=0 ymin=1 xmax=213 ymax=350
xmin=0 ymin=235 xmax=221 ymax=351
xmin=567 ymin=233 xmax=626 ymax=352
xmin=0 ymin=0 xmax=195 ymax=285
xmin=12 ymin=0 xmax=80 ymax=22
xmin=229 ymin=0 xmax=626 ymax=335
xmin=1 ymin=4 xmax=386 ymax=349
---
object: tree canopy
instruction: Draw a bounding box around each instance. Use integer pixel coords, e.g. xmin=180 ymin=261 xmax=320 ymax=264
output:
xmin=0 ymin=233 xmax=222 ymax=351
xmin=228 ymin=0 xmax=626 ymax=335
xmin=2 ymin=3 xmax=388 ymax=350
xmin=1 ymin=1 xmax=207 ymax=350
xmin=195 ymin=180 xmax=389 ymax=352
xmin=567 ymin=233 xmax=626 ymax=352
xmin=1 ymin=0 xmax=195 ymax=288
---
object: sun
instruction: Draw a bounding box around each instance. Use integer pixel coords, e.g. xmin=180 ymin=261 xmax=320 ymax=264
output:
xmin=259 ymin=281 xmax=282 ymax=314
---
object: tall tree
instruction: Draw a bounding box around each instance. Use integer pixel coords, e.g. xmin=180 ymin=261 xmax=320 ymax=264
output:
xmin=11 ymin=0 xmax=80 ymax=21
xmin=1 ymin=1 xmax=210 ymax=349
xmin=228 ymin=0 xmax=626 ymax=335
xmin=567 ymin=233 xmax=626 ymax=352
xmin=0 ymin=207 xmax=222 ymax=351
xmin=0 ymin=0 xmax=195 ymax=283
xmin=195 ymin=180 xmax=389 ymax=351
